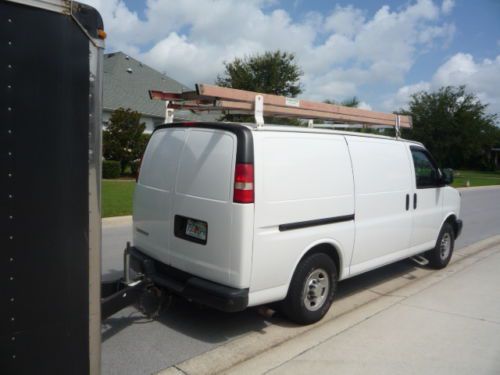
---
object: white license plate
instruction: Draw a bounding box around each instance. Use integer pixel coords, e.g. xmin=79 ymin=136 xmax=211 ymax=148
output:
xmin=185 ymin=219 xmax=207 ymax=241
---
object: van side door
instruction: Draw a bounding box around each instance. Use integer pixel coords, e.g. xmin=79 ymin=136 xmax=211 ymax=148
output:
xmin=348 ymin=138 xmax=414 ymax=276
xmin=408 ymin=146 xmax=444 ymax=251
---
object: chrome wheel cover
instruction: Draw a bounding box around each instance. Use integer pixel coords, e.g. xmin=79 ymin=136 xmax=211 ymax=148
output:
xmin=440 ymin=232 xmax=451 ymax=260
xmin=302 ymin=268 xmax=330 ymax=312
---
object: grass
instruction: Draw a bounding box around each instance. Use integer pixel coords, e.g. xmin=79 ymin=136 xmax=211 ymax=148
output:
xmin=102 ymin=179 xmax=136 ymax=217
xmin=100 ymin=169 xmax=500 ymax=217
xmin=452 ymin=170 xmax=500 ymax=188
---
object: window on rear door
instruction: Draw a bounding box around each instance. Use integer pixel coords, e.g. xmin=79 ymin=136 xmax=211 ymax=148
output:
xmin=411 ymin=148 xmax=439 ymax=188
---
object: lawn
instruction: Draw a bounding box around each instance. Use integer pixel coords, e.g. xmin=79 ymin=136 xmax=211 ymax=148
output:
xmin=452 ymin=170 xmax=500 ymax=188
xmin=102 ymin=179 xmax=136 ymax=217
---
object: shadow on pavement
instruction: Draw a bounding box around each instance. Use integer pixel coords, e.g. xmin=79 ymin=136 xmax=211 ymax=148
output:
xmin=101 ymin=258 xmax=422 ymax=343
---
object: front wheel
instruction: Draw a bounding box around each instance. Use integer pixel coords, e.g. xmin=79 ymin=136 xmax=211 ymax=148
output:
xmin=426 ymin=222 xmax=455 ymax=269
xmin=282 ymin=253 xmax=337 ymax=325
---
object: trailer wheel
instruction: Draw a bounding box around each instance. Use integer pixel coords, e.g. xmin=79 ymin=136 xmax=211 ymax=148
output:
xmin=282 ymin=253 xmax=337 ymax=325
xmin=426 ymin=222 xmax=455 ymax=269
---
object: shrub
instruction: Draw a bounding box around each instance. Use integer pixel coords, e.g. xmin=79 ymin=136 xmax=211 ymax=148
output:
xmin=103 ymin=160 xmax=121 ymax=179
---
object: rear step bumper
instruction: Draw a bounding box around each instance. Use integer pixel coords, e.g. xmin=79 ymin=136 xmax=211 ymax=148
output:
xmin=129 ymin=247 xmax=249 ymax=313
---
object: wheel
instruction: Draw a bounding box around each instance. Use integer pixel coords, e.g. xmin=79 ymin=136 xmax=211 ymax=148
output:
xmin=282 ymin=253 xmax=337 ymax=325
xmin=426 ymin=223 xmax=455 ymax=269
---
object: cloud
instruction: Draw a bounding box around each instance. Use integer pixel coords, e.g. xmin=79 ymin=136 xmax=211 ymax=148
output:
xmin=81 ymin=0 xmax=456 ymax=105
xmin=358 ymin=101 xmax=373 ymax=110
xmin=386 ymin=53 xmax=500 ymax=114
xmin=441 ymin=0 xmax=455 ymax=15
xmin=383 ymin=81 xmax=431 ymax=110
xmin=324 ymin=5 xmax=365 ymax=37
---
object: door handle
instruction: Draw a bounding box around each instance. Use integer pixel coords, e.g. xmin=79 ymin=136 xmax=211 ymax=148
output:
xmin=413 ymin=193 xmax=417 ymax=209
xmin=406 ymin=194 xmax=409 ymax=211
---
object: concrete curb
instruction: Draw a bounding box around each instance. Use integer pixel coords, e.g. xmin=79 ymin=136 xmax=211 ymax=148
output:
xmin=102 ymin=215 xmax=132 ymax=226
xmin=157 ymin=234 xmax=500 ymax=375
xmin=456 ymin=185 xmax=500 ymax=191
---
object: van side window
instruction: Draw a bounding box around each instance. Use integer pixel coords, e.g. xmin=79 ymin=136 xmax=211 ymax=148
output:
xmin=411 ymin=148 xmax=439 ymax=188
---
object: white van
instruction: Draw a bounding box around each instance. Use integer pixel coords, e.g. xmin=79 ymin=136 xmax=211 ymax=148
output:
xmin=130 ymin=122 xmax=462 ymax=324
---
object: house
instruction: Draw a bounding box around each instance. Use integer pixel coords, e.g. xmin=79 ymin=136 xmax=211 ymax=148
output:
xmin=103 ymin=51 xmax=192 ymax=132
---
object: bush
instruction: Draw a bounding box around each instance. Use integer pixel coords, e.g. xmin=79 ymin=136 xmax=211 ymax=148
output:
xmin=103 ymin=160 xmax=121 ymax=179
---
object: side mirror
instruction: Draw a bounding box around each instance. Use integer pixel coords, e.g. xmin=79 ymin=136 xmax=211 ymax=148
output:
xmin=441 ymin=168 xmax=454 ymax=185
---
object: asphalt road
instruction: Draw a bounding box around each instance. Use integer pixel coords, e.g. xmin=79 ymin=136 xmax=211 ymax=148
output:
xmin=101 ymin=187 xmax=500 ymax=375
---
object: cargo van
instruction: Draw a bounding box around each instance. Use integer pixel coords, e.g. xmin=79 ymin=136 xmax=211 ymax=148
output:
xmin=130 ymin=122 xmax=462 ymax=324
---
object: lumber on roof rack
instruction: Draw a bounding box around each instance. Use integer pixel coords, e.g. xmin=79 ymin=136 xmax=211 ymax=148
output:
xmin=149 ymin=83 xmax=412 ymax=129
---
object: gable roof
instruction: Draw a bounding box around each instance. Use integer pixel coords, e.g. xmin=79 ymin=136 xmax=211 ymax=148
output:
xmin=103 ymin=51 xmax=191 ymax=118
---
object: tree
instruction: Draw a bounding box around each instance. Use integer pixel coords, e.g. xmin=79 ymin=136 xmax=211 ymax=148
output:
xmin=216 ymin=50 xmax=303 ymax=97
xmin=216 ymin=50 xmax=303 ymax=125
xmin=401 ymin=86 xmax=500 ymax=170
xmin=103 ymin=108 xmax=146 ymax=174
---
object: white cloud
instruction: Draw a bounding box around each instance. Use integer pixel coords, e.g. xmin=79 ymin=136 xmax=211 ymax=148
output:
xmin=383 ymin=81 xmax=431 ymax=110
xmin=441 ymin=0 xmax=455 ymax=15
xmin=324 ymin=6 xmax=365 ymax=37
xmin=81 ymin=0 xmax=456 ymax=104
xmin=386 ymin=53 xmax=500 ymax=114
xmin=358 ymin=101 xmax=373 ymax=110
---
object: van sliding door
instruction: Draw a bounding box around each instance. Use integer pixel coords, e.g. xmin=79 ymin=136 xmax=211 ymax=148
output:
xmin=348 ymin=138 xmax=414 ymax=275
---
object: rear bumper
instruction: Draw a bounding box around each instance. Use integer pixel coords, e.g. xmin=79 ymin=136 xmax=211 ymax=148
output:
xmin=129 ymin=247 xmax=249 ymax=313
xmin=456 ymin=219 xmax=463 ymax=238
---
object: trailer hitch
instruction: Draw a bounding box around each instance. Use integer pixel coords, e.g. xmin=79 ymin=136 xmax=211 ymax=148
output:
xmin=101 ymin=242 xmax=148 ymax=320
xmin=101 ymin=277 xmax=146 ymax=320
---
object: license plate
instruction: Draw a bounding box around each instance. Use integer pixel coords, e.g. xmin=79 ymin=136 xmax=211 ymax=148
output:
xmin=185 ymin=219 xmax=207 ymax=241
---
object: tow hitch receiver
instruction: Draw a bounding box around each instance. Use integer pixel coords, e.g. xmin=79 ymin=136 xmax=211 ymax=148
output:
xmin=101 ymin=243 xmax=148 ymax=320
xmin=101 ymin=278 xmax=146 ymax=320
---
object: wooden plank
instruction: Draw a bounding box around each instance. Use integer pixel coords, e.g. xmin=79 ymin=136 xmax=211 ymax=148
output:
xmin=149 ymin=90 xmax=202 ymax=101
xmin=214 ymin=101 xmax=411 ymax=127
xmin=196 ymin=84 xmax=411 ymax=127
xmin=169 ymin=101 xmax=411 ymax=128
xmin=151 ymin=84 xmax=412 ymax=127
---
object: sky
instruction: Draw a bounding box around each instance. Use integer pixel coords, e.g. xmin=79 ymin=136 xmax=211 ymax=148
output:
xmin=81 ymin=0 xmax=500 ymax=115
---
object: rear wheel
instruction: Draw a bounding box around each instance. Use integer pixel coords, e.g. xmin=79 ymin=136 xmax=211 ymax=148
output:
xmin=282 ymin=253 xmax=337 ymax=325
xmin=426 ymin=223 xmax=455 ymax=269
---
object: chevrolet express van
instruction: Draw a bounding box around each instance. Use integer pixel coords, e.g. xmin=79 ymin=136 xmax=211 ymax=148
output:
xmin=130 ymin=122 xmax=462 ymax=324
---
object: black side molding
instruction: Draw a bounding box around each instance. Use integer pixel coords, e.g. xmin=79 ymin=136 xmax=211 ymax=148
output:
xmin=279 ymin=214 xmax=355 ymax=232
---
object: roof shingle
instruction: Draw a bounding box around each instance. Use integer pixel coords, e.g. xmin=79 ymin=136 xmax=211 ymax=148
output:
xmin=103 ymin=51 xmax=191 ymax=118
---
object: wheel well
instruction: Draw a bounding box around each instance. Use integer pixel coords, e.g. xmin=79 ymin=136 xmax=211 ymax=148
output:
xmin=444 ymin=215 xmax=459 ymax=238
xmin=301 ymin=243 xmax=341 ymax=278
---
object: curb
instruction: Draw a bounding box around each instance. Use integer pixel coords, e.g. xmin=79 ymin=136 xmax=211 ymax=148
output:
xmin=456 ymin=185 xmax=500 ymax=191
xmin=157 ymin=234 xmax=500 ymax=375
xmin=102 ymin=215 xmax=132 ymax=226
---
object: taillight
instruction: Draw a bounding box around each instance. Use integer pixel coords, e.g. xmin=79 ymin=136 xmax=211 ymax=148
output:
xmin=234 ymin=163 xmax=254 ymax=203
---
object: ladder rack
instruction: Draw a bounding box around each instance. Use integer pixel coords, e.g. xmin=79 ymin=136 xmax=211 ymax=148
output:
xmin=149 ymin=84 xmax=412 ymax=133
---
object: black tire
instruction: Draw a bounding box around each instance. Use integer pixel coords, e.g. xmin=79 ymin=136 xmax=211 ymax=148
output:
xmin=426 ymin=222 xmax=455 ymax=269
xmin=282 ymin=253 xmax=337 ymax=325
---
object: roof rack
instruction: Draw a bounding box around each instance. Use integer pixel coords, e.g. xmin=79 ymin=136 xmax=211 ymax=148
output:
xmin=149 ymin=84 xmax=412 ymax=136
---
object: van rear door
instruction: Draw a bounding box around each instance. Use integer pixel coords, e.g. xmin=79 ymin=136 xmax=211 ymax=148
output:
xmin=134 ymin=125 xmax=252 ymax=287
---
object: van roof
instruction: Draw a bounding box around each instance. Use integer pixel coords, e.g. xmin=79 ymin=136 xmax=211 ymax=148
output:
xmin=236 ymin=122 xmax=424 ymax=147
xmin=155 ymin=121 xmax=424 ymax=148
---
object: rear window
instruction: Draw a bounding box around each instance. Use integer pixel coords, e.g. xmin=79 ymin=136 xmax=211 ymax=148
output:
xmin=175 ymin=129 xmax=236 ymax=201
xmin=139 ymin=128 xmax=187 ymax=191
